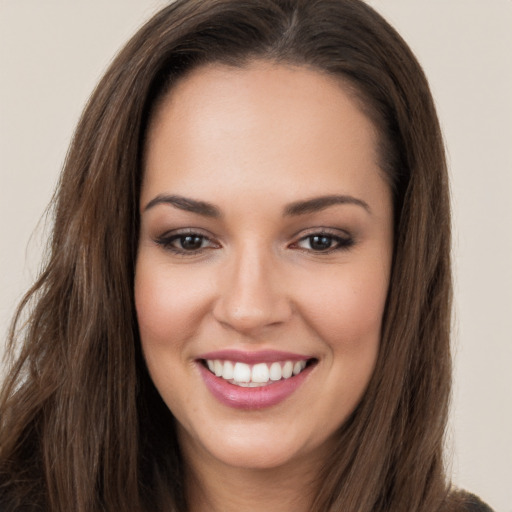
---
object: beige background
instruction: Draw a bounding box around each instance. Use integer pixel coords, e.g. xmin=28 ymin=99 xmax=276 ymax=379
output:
xmin=0 ymin=1 xmax=510 ymax=510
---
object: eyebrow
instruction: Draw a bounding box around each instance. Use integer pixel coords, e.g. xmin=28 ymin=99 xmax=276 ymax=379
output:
xmin=143 ymin=194 xmax=221 ymax=217
xmin=283 ymin=195 xmax=371 ymax=216
xmin=143 ymin=193 xmax=370 ymax=218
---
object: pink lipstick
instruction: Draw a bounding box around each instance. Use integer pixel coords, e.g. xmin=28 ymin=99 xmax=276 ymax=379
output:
xmin=196 ymin=350 xmax=316 ymax=410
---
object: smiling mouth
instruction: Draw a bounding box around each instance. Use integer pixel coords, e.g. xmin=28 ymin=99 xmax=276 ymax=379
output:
xmin=202 ymin=358 xmax=317 ymax=387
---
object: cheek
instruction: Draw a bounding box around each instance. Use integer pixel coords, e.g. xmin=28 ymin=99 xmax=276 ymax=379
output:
xmin=294 ymin=261 xmax=389 ymax=426
xmin=134 ymin=258 xmax=215 ymax=416
xmin=295 ymin=260 xmax=389 ymax=352
xmin=134 ymin=257 xmax=212 ymax=350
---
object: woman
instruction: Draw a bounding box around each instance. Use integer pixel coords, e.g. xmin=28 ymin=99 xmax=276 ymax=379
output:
xmin=0 ymin=1 xmax=495 ymax=511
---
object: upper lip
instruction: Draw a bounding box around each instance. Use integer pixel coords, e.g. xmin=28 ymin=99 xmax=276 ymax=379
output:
xmin=197 ymin=349 xmax=312 ymax=364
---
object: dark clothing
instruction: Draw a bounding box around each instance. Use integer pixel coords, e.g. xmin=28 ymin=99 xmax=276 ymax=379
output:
xmin=463 ymin=492 xmax=495 ymax=512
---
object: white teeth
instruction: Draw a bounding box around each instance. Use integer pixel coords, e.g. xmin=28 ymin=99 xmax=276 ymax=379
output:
xmin=293 ymin=360 xmax=306 ymax=376
xmin=222 ymin=360 xmax=234 ymax=380
xmin=205 ymin=358 xmax=310 ymax=386
xmin=269 ymin=362 xmax=282 ymax=381
xmin=282 ymin=361 xmax=293 ymax=379
xmin=214 ymin=360 xmax=223 ymax=377
xmin=236 ymin=381 xmax=268 ymax=387
xmin=251 ymin=363 xmax=270 ymax=383
xmin=233 ymin=362 xmax=251 ymax=383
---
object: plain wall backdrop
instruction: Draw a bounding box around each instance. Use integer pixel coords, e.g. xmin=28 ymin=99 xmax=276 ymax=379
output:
xmin=1 ymin=1 xmax=510 ymax=510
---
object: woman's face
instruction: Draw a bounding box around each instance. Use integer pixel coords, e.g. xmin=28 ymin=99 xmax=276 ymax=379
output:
xmin=135 ymin=62 xmax=393 ymax=472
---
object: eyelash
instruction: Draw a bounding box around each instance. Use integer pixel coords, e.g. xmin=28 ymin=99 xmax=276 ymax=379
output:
xmin=155 ymin=229 xmax=354 ymax=256
xmin=155 ymin=230 xmax=218 ymax=255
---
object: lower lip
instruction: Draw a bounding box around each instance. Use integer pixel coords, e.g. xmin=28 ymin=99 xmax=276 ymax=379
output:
xmin=198 ymin=362 xmax=314 ymax=410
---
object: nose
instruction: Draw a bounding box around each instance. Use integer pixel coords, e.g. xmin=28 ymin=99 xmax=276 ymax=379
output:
xmin=212 ymin=244 xmax=293 ymax=335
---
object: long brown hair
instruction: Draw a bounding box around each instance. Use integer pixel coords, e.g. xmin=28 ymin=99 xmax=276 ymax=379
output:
xmin=0 ymin=1 xmax=454 ymax=510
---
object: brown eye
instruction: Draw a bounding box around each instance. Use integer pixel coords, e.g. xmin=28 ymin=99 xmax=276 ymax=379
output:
xmin=156 ymin=232 xmax=218 ymax=254
xmin=177 ymin=235 xmax=205 ymax=251
xmin=295 ymin=232 xmax=354 ymax=253
xmin=308 ymin=235 xmax=335 ymax=251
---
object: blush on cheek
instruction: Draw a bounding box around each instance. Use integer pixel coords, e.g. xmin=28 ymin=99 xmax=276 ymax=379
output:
xmin=299 ymin=276 xmax=386 ymax=351
xmin=135 ymin=261 xmax=216 ymax=349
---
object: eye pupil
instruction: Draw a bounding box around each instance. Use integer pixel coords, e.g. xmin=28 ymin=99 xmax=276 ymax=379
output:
xmin=310 ymin=235 xmax=333 ymax=251
xmin=181 ymin=235 xmax=203 ymax=250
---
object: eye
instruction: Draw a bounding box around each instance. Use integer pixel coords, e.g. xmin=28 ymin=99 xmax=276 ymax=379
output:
xmin=295 ymin=232 xmax=354 ymax=253
xmin=174 ymin=234 xmax=208 ymax=251
xmin=155 ymin=231 xmax=218 ymax=254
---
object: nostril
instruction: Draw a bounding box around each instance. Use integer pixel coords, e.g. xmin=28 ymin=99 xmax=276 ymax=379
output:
xmin=213 ymin=302 xmax=290 ymax=334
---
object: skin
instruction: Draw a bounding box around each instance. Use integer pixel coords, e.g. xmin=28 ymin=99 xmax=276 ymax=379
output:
xmin=135 ymin=61 xmax=393 ymax=512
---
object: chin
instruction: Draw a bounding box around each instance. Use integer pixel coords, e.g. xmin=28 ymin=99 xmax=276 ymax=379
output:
xmin=177 ymin=412 xmax=337 ymax=472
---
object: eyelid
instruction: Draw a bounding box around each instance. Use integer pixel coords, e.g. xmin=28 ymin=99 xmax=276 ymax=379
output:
xmin=291 ymin=226 xmax=352 ymax=238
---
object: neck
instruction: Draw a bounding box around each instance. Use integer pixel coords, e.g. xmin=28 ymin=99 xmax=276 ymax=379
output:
xmin=182 ymin=438 xmax=326 ymax=512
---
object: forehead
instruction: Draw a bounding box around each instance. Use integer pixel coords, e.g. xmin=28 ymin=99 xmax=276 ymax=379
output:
xmin=141 ymin=61 xmax=387 ymax=213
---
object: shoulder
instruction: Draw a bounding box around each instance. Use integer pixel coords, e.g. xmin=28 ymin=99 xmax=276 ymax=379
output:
xmin=455 ymin=491 xmax=495 ymax=512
